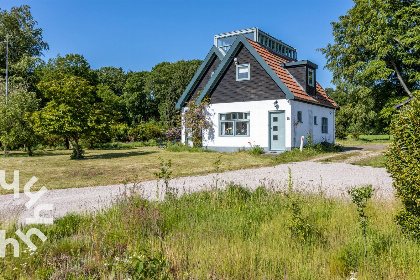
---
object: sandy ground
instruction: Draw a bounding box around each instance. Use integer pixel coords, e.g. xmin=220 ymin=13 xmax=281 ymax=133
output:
xmin=0 ymin=151 xmax=393 ymax=225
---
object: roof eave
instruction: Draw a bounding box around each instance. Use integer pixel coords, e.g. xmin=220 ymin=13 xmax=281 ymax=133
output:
xmin=175 ymin=46 xmax=223 ymax=109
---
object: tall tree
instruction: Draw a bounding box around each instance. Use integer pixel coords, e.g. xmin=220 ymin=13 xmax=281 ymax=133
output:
xmin=320 ymin=0 xmax=420 ymax=133
xmin=0 ymin=5 xmax=49 ymax=87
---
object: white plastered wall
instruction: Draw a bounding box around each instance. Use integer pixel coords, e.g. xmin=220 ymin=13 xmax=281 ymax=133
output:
xmin=290 ymin=100 xmax=335 ymax=147
xmin=199 ymin=99 xmax=292 ymax=151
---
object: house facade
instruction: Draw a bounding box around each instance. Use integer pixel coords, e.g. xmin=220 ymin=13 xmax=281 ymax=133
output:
xmin=176 ymin=28 xmax=338 ymax=152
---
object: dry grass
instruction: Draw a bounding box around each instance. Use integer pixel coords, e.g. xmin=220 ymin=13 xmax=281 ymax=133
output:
xmin=0 ymin=147 xmax=279 ymax=194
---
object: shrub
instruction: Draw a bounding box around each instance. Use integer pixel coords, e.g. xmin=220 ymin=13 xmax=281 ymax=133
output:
xmin=111 ymin=123 xmax=130 ymax=142
xmin=248 ymin=145 xmax=265 ymax=156
xmin=165 ymin=126 xmax=181 ymax=142
xmin=385 ymin=93 xmax=420 ymax=239
xmin=351 ymin=131 xmax=361 ymax=140
xmin=335 ymin=124 xmax=348 ymax=140
xmin=129 ymin=121 xmax=164 ymax=142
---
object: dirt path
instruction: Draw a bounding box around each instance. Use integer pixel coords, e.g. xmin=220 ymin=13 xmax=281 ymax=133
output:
xmin=0 ymin=147 xmax=393 ymax=225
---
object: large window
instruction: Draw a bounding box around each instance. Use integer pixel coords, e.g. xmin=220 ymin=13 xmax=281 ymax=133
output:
xmin=236 ymin=64 xmax=250 ymax=81
xmin=220 ymin=112 xmax=250 ymax=136
xmin=322 ymin=117 xmax=328 ymax=133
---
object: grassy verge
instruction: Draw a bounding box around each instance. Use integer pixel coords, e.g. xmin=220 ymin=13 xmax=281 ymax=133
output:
xmin=352 ymin=154 xmax=386 ymax=168
xmin=336 ymin=134 xmax=392 ymax=146
xmin=0 ymin=185 xmax=418 ymax=279
xmin=318 ymin=152 xmax=362 ymax=163
xmin=0 ymin=144 xmax=340 ymax=194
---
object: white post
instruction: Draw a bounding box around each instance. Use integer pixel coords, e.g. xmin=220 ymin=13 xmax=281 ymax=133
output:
xmin=300 ymin=136 xmax=304 ymax=152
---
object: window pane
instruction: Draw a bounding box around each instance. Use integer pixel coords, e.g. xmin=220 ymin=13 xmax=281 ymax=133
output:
xmin=273 ymin=126 xmax=278 ymax=131
xmin=273 ymin=117 xmax=278 ymax=122
xmin=238 ymin=113 xmax=243 ymax=119
xmin=226 ymin=114 xmax=231 ymax=120
xmin=220 ymin=114 xmax=226 ymax=120
xmin=236 ymin=121 xmax=248 ymax=135
xmin=237 ymin=65 xmax=249 ymax=80
xmin=221 ymin=122 xmax=233 ymax=135
xmin=232 ymin=113 xmax=237 ymax=120
xmin=273 ymin=135 xmax=278 ymax=140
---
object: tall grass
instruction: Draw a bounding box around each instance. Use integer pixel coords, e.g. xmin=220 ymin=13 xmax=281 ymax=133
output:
xmin=0 ymin=184 xmax=418 ymax=279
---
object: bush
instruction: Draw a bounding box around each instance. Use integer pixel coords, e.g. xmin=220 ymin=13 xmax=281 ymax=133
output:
xmin=248 ymin=145 xmax=265 ymax=156
xmin=129 ymin=121 xmax=164 ymax=142
xmin=335 ymin=124 xmax=347 ymax=140
xmin=351 ymin=131 xmax=361 ymax=140
xmin=385 ymin=93 xmax=420 ymax=239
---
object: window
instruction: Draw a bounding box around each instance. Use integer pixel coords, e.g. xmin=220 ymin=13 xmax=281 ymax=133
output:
xmin=236 ymin=64 xmax=250 ymax=81
xmin=220 ymin=112 xmax=250 ymax=136
xmin=297 ymin=111 xmax=302 ymax=123
xmin=308 ymin=68 xmax=315 ymax=86
xmin=322 ymin=117 xmax=328 ymax=133
xmin=314 ymin=116 xmax=318 ymax=125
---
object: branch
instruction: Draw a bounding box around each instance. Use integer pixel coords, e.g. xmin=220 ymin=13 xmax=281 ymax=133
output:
xmin=393 ymin=37 xmax=415 ymax=53
xmin=389 ymin=55 xmax=413 ymax=98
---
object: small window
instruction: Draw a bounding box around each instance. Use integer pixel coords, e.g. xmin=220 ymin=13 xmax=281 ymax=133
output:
xmin=308 ymin=69 xmax=315 ymax=86
xmin=236 ymin=64 xmax=250 ymax=81
xmin=297 ymin=111 xmax=303 ymax=123
xmin=220 ymin=112 xmax=250 ymax=136
xmin=314 ymin=116 xmax=318 ymax=125
xmin=322 ymin=117 xmax=328 ymax=133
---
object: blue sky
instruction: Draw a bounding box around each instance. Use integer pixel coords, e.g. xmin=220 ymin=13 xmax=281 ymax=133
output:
xmin=1 ymin=0 xmax=353 ymax=88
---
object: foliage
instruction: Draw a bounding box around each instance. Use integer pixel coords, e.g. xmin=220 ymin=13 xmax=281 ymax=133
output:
xmin=153 ymin=157 xmax=172 ymax=200
xmin=96 ymin=66 xmax=126 ymax=96
xmin=147 ymin=60 xmax=201 ymax=126
xmin=351 ymin=131 xmax=361 ymax=140
xmin=0 ymin=82 xmax=40 ymax=156
xmin=128 ymin=121 xmax=164 ymax=142
xmin=123 ymin=71 xmax=157 ymax=125
xmin=34 ymin=74 xmax=97 ymax=159
xmin=348 ymin=185 xmax=374 ymax=257
xmin=247 ymin=143 xmax=265 ymax=156
xmin=385 ymin=92 xmax=420 ymax=239
xmin=164 ymin=126 xmax=181 ymax=142
xmin=321 ymin=0 xmax=420 ymax=133
xmin=165 ymin=142 xmax=213 ymax=153
xmin=182 ymin=98 xmax=212 ymax=148
xmin=0 ymin=5 xmax=49 ymax=86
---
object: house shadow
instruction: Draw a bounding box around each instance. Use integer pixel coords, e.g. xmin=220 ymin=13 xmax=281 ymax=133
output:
xmin=342 ymin=146 xmax=364 ymax=151
xmin=84 ymin=151 xmax=156 ymax=160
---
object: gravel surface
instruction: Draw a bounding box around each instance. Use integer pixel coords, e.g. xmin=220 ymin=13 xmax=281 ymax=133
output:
xmin=0 ymin=160 xmax=393 ymax=225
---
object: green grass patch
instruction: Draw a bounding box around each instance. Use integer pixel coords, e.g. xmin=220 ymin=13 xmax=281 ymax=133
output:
xmin=337 ymin=135 xmax=392 ymax=146
xmin=0 ymin=185 xmax=418 ymax=279
xmin=352 ymin=154 xmax=386 ymax=168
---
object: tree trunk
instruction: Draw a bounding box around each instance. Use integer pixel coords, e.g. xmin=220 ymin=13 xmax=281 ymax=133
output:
xmin=65 ymin=137 xmax=70 ymax=150
xmin=27 ymin=145 xmax=33 ymax=157
xmin=389 ymin=55 xmax=413 ymax=98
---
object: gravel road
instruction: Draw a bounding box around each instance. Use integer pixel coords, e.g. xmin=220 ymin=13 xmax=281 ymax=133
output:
xmin=0 ymin=160 xmax=393 ymax=225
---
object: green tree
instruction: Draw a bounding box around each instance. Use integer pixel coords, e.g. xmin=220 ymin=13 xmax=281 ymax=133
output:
xmin=320 ymin=0 xmax=420 ymax=133
xmin=35 ymin=74 xmax=96 ymax=159
xmin=96 ymin=66 xmax=126 ymax=96
xmin=147 ymin=60 xmax=201 ymax=126
xmin=123 ymin=71 xmax=157 ymax=125
xmin=0 ymin=5 xmax=49 ymax=87
xmin=0 ymin=81 xmax=40 ymax=156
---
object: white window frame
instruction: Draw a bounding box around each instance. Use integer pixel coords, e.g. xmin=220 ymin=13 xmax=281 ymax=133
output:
xmin=219 ymin=112 xmax=250 ymax=137
xmin=236 ymin=64 xmax=250 ymax=81
xmin=308 ymin=68 xmax=315 ymax=86
xmin=322 ymin=117 xmax=328 ymax=133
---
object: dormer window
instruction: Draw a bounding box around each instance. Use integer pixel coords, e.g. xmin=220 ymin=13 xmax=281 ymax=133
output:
xmin=308 ymin=68 xmax=315 ymax=87
xmin=236 ymin=64 xmax=250 ymax=81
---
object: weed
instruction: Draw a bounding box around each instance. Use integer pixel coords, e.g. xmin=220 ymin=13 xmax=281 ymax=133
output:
xmin=153 ymin=158 xmax=172 ymax=200
xmin=348 ymin=185 xmax=374 ymax=257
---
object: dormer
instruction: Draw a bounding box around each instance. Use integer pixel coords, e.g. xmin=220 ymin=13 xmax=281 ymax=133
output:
xmin=281 ymin=60 xmax=318 ymax=96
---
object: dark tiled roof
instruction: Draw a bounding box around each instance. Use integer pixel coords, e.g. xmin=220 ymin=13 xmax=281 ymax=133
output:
xmin=247 ymin=39 xmax=338 ymax=108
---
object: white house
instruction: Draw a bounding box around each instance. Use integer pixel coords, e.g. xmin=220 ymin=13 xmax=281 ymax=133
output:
xmin=176 ymin=28 xmax=338 ymax=152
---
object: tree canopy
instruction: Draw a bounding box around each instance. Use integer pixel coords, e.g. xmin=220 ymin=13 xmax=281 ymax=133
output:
xmin=321 ymin=0 xmax=420 ymax=134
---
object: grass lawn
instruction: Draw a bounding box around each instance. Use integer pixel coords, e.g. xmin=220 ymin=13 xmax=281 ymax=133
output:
xmin=0 ymin=145 xmax=335 ymax=195
xmin=1 ymin=186 xmax=418 ymax=279
xmin=336 ymin=134 xmax=392 ymax=146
